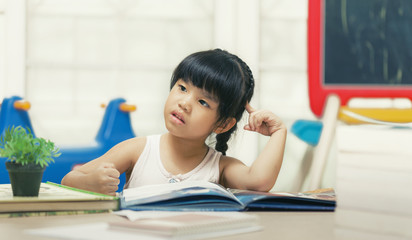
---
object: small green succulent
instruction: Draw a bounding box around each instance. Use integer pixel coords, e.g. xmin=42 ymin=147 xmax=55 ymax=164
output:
xmin=0 ymin=126 xmax=61 ymax=168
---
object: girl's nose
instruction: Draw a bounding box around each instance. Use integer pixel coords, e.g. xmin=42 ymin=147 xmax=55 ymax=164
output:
xmin=178 ymin=100 xmax=191 ymax=112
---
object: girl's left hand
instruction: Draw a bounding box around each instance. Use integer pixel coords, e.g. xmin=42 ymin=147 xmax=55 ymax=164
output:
xmin=244 ymin=103 xmax=286 ymax=136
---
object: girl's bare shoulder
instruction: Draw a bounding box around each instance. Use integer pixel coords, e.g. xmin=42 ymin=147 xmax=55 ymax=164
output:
xmin=218 ymin=154 xmax=244 ymax=169
xmin=126 ymin=136 xmax=147 ymax=145
xmin=120 ymin=136 xmax=147 ymax=153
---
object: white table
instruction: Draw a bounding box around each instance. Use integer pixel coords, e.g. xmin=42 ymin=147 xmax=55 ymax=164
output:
xmin=0 ymin=211 xmax=335 ymax=240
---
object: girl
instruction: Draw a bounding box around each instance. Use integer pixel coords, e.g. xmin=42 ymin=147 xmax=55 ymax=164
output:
xmin=61 ymin=49 xmax=287 ymax=196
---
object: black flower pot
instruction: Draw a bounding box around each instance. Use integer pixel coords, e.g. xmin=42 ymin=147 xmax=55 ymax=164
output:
xmin=5 ymin=162 xmax=46 ymax=197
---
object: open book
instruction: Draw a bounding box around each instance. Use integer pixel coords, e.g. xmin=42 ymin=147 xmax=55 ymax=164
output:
xmin=120 ymin=181 xmax=335 ymax=211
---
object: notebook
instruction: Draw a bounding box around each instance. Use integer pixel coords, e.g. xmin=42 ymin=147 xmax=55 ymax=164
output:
xmin=109 ymin=212 xmax=262 ymax=239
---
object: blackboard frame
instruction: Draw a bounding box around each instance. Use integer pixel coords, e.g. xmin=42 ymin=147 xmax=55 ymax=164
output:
xmin=308 ymin=0 xmax=412 ymax=117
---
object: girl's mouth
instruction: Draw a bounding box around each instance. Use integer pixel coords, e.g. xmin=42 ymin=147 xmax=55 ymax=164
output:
xmin=171 ymin=112 xmax=185 ymax=124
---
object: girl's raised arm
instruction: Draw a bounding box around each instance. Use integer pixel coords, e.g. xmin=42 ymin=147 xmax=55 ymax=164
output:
xmin=220 ymin=103 xmax=287 ymax=191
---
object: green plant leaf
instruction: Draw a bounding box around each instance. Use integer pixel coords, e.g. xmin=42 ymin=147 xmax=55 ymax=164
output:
xmin=0 ymin=125 xmax=60 ymax=167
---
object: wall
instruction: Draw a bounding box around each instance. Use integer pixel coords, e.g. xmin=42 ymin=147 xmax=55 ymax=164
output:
xmin=0 ymin=0 xmax=318 ymax=191
xmin=0 ymin=0 xmax=4 ymax=96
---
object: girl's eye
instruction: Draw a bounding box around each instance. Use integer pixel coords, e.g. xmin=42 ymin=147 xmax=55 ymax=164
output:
xmin=179 ymin=85 xmax=187 ymax=92
xmin=199 ymin=100 xmax=210 ymax=107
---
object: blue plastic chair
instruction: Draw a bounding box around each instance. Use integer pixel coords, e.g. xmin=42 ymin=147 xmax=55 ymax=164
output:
xmin=0 ymin=96 xmax=34 ymax=137
xmin=0 ymin=96 xmax=136 ymax=191
xmin=290 ymin=119 xmax=323 ymax=146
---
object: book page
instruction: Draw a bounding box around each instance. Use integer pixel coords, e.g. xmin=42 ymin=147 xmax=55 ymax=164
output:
xmin=121 ymin=181 xmax=233 ymax=202
xmin=114 ymin=210 xmax=185 ymax=221
xmin=109 ymin=212 xmax=261 ymax=237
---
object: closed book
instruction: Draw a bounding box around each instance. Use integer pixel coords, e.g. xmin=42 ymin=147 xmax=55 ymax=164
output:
xmin=109 ymin=212 xmax=261 ymax=239
xmin=0 ymin=182 xmax=118 ymax=214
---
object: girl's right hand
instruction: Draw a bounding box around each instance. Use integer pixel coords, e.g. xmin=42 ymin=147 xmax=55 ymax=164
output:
xmin=244 ymin=103 xmax=286 ymax=136
xmin=87 ymin=162 xmax=120 ymax=196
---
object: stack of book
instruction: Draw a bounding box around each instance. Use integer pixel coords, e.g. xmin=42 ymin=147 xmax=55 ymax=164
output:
xmin=0 ymin=182 xmax=119 ymax=217
xmin=334 ymin=124 xmax=412 ymax=239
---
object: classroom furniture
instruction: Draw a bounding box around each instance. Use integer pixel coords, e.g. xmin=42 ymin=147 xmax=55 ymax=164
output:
xmin=44 ymin=98 xmax=136 ymax=190
xmin=334 ymin=124 xmax=412 ymax=238
xmin=0 ymin=212 xmax=336 ymax=240
xmin=0 ymin=96 xmax=34 ymax=137
xmin=0 ymin=96 xmax=137 ymax=191
xmin=295 ymin=0 xmax=412 ymax=191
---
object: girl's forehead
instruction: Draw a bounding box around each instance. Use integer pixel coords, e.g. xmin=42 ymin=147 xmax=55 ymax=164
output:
xmin=179 ymin=79 xmax=219 ymax=102
xmin=201 ymin=89 xmax=218 ymax=103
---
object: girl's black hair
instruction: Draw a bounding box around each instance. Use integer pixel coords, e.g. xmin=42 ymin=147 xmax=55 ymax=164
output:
xmin=170 ymin=49 xmax=254 ymax=155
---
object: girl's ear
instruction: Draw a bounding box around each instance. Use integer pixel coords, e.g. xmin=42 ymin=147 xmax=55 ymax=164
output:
xmin=214 ymin=118 xmax=236 ymax=134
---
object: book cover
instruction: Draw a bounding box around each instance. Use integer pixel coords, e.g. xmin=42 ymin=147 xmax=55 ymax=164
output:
xmin=0 ymin=182 xmax=119 ymax=213
xmin=231 ymin=188 xmax=336 ymax=211
xmin=120 ymin=181 xmax=336 ymax=211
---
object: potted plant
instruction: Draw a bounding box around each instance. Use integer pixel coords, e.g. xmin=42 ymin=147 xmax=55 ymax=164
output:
xmin=0 ymin=126 xmax=60 ymax=196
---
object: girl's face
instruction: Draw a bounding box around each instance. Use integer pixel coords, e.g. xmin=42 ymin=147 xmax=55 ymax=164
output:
xmin=164 ymin=79 xmax=220 ymax=140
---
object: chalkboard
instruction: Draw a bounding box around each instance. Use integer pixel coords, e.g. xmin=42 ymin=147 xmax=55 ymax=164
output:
xmin=324 ymin=0 xmax=412 ymax=85
xmin=308 ymin=0 xmax=412 ymax=117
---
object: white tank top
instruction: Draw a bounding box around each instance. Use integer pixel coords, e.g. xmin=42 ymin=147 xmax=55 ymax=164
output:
xmin=124 ymin=135 xmax=221 ymax=189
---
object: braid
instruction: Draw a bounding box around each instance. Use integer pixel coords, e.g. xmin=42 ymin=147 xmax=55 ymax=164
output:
xmin=215 ymin=126 xmax=237 ymax=155
xmin=214 ymin=53 xmax=255 ymax=155
xmin=235 ymin=55 xmax=255 ymax=102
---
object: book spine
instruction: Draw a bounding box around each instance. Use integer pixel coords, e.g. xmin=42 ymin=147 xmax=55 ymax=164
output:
xmin=0 ymin=209 xmax=111 ymax=218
